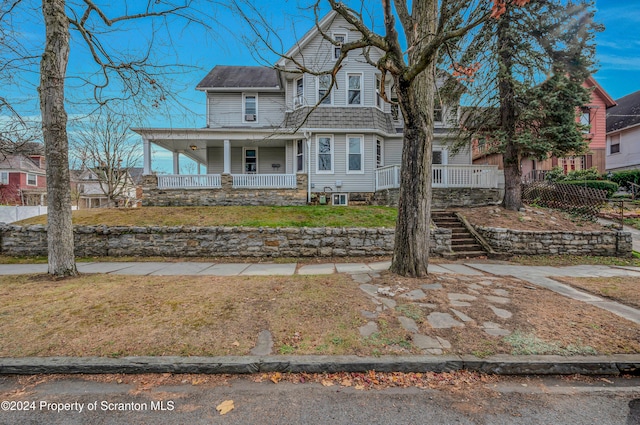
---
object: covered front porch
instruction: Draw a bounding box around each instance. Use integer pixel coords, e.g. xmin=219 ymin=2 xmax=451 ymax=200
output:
xmin=375 ymin=164 xmax=502 ymax=190
xmin=135 ymin=128 xmax=306 ymax=190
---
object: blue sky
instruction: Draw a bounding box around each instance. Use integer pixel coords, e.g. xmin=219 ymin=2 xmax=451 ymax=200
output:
xmin=2 ymin=0 xmax=639 ymax=172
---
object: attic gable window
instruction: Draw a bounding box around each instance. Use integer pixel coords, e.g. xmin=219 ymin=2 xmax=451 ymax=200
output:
xmin=333 ymin=33 xmax=346 ymax=60
xmin=580 ymin=107 xmax=590 ymax=133
xmin=294 ymin=77 xmax=304 ymax=108
xmin=243 ymin=94 xmax=257 ymax=122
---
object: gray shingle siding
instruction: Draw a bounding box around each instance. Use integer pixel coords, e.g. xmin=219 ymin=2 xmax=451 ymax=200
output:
xmin=284 ymin=107 xmax=394 ymax=133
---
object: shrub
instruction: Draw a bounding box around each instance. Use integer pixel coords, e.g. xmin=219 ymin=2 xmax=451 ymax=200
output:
xmin=610 ymin=169 xmax=640 ymax=191
xmin=562 ymin=180 xmax=619 ymax=197
xmin=565 ymin=167 xmax=602 ymax=181
xmin=545 ymin=166 xmax=566 ymax=182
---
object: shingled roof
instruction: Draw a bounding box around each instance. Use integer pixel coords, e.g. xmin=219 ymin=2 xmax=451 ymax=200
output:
xmin=196 ymin=66 xmax=282 ymax=90
xmin=607 ymin=90 xmax=640 ymax=133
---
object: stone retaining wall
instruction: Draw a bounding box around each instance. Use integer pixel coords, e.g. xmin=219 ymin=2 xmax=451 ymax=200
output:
xmin=373 ymin=188 xmax=502 ymax=208
xmin=0 ymin=225 xmax=452 ymax=258
xmin=473 ymin=225 xmax=632 ymax=257
xmin=142 ymin=174 xmax=308 ymax=207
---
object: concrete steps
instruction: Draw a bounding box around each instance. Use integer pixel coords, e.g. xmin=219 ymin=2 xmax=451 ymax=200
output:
xmin=432 ymin=210 xmax=487 ymax=259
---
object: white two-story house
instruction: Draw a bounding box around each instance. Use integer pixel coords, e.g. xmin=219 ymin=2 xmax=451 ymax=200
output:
xmin=134 ymin=11 xmax=500 ymax=207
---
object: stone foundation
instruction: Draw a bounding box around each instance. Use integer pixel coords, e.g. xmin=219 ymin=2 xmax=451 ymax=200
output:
xmin=473 ymin=225 xmax=632 ymax=257
xmin=142 ymin=174 xmax=308 ymax=207
xmin=0 ymin=225 xmax=452 ymax=258
xmin=373 ymin=188 xmax=502 ymax=208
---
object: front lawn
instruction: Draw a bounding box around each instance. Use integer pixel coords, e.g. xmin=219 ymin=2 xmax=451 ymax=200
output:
xmin=16 ymin=206 xmax=398 ymax=228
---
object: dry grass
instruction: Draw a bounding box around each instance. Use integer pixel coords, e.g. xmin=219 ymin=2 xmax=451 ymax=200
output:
xmin=554 ymin=276 xmax=640 ymax=309
xmin=16 ymin=206 xmax=397 ymax=228
xmin=1 ymin=271 xmax=638 ymax=358
xmin=460 ymin=205 xmax=606 ymax=232
xmin=0 ymin=274 xmax=375 ymax=357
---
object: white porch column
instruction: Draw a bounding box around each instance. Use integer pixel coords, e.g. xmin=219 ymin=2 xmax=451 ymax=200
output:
xmin=198 ymin=163 xmax=202 ymax=175
xmin=223 ymin=139 xmax=231 ymax=174
xmin=143 ymin=138 xmax=152 ymax=175
xmin=173 ymin=152 xmax=180 ymax=175
xmin=306 ymin=136 xmax=312 ymax=203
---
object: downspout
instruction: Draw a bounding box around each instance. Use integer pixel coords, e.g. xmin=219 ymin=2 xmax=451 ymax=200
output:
xmin=305 ymin=131 xmax=312 ymax=203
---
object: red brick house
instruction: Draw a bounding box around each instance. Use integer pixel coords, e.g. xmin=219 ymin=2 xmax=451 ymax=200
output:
xmin=473 ymin=76 xmax=617 ymax=180
xmin=0 ymin=153 xmax=47 ymax=205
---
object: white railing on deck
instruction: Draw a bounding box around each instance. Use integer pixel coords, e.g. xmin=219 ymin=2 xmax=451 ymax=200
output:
xmin=433 ymin=165 xmax=498 ymax=188
xmin=232 ymin=174 xmax=297 ymax=189
xmin=375 ymin=164 xmax=499 ymax=190
xmin=158 ymin=174 xmax=221 ymax=189
xmin=375 ymin=165 xmax=400 ymax=190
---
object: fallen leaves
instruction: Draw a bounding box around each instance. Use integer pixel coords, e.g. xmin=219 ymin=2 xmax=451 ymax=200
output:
xmin=250 ymin=370 xmax=494 ymax=392
xmin=216 ymin=400 xmax=234 ymax=415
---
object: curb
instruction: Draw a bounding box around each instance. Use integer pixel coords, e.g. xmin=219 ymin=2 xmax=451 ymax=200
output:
xmin=1 ymin=355 xmax=638 ymax=376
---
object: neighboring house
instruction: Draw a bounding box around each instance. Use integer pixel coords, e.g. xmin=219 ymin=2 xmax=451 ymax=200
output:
xmin=605 ymin=90 xmax=640 ymax=172
xmin=473 ymin=76 xmax=616 ymax=180
xmin=134 ymin=11 xmax=501 ymax=206
xmin=0 ymin=153 xmax=47 ymax=206
xmin=74 ymin=167 xmax=138 ymax=208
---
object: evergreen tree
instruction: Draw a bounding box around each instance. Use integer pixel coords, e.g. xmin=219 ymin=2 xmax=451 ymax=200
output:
xmin=448 ymin=0 xmax=600 ymax=210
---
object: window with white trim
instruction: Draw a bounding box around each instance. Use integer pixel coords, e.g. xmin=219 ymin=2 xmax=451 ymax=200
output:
xmin=376 ymin=139 xmax=384 ymax=168
xmin=27 ymin=173 xmax=36 ymax=186
xmin=294 ymin=77 xmax=304 ymax=108
xmin=296 ymin=140 xmax=304 ymax=172
xmin=0 ymin=172 xmax=8 ymax=185
xmin=580 ymin=108 xmax=590 ymax=133
xmin=243 ymin=94 xmax=257 ymax=122
xmin=333 ymin=33 xmax=346 ymax=60
xmin=347 ymin=74 xmax=362 ymax=105
xmin=434 ymin=105 xmax=443 ymax=123
xmin=317 ymin=135 xmax=334 ymax=173
xmin=347 ymin=135 xmax=364 ymax=173
xmin=317 ymin=75 xmax=332 ymax=105
xmin=433 ymin=150 xmax=443 ymax=165
xmin=243 ymin=148 xmax=258 ymax=173
xmin=610 ymin=134 xmax=621 ymax=154
xmin=332 ymin=193 xmax=348 ymax=206
xmin=375 ymin=74 xmax=384 ymax=109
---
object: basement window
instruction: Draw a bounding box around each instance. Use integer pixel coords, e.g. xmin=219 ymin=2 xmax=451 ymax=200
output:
xmin=332 ymin=193 xmax=348 ymax=206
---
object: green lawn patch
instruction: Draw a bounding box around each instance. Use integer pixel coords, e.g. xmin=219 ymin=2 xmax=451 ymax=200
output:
xmin=16 ymin=206 xmax=398 ymax=228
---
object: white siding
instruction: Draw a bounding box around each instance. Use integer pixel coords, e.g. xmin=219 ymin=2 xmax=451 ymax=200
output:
xmin=384 ymin=137 xmax=403 ymax=166
xmin=258 ymin=147 xmax=286 ymax=174
xmin=206 ymin=147 xmax=224 ymax=174
xmin=282 ymin=14 xmax=385 ymax=109
xmin=607 ymin=127 xmax=640 ymax=171
xmin=310 ymin=133 xmax=377 ymax=193
xmin=207 ymin=92 xmax=286 ymax=127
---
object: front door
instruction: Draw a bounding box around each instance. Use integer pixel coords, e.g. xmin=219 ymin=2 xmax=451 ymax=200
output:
xmin=244 ymin=148 xmax=258 ymax=174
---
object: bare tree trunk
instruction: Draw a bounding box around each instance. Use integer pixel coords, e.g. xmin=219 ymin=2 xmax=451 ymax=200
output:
xmin=390 ymin=0 xmax=437 ymax=278
xmin=497 ymin=13 xmax=522 ymax=211
xmin=39 ymin=0 xmax=77 ymax=276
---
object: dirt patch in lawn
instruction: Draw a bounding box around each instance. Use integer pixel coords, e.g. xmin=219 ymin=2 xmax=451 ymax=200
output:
xmin=554 ymin=276 xmax=640 ymax=310
xmin=1 ymin=271 xmax=638 ymax=358
xmin=458 ymin=205 xmax=607 ymax=232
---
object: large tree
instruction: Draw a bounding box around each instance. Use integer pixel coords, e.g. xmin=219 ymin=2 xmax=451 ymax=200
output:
xmin=237 ymin=0 xmax=528 ymax=277
xmin=450 ymin=0 xmax=599 ymax=210
xmin=3 ymin=0 xmax=213 ymax=276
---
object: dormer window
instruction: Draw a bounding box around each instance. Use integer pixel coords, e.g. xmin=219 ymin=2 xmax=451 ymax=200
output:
xmin=294 ymin=77 xmax=304 ymax=108
xmin=243 ymin=94 xmax=257 ymax=122
xmin=333 ymin=33 xmax=346 ymax=60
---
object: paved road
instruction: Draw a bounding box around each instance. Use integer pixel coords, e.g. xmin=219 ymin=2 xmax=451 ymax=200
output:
xmin=0 ymin=375 xmax=638 ymax=424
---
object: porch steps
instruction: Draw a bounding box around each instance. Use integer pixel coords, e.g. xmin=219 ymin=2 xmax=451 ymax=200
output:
xmin=431 ymin=210 xmax=487 ymax=259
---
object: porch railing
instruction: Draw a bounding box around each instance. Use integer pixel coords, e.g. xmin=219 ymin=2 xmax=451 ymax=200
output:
xmin=375 ymin=165 xmax=401 ymax=190
xmin=375 ymin=164 xmax=499 ymax=190
xmin=433 ymin=165 xmax=498 ymax=188
xmin=158 ymin=174 xmax=221 ymax=189
xmin=232 ymin=174 xmax=297 ymax=189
